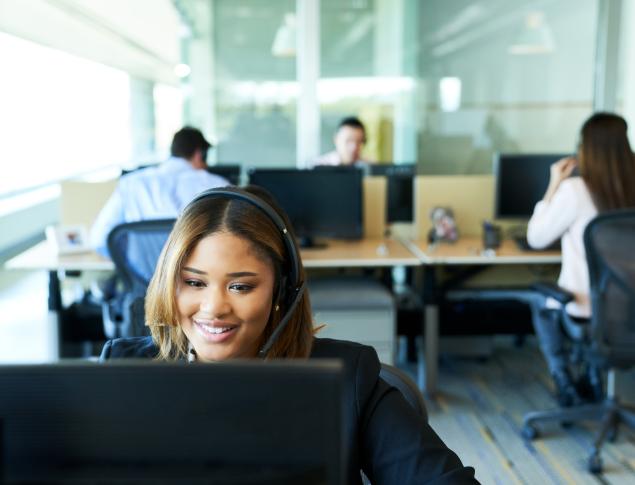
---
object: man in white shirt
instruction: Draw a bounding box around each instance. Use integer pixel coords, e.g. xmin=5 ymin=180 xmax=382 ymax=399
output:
xmin=90 ymin=127 xmax=229 ymax=257
xmin=310 ymin=116 xmax=371 ymax=167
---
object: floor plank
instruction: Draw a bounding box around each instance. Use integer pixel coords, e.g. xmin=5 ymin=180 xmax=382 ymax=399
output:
xmin=400 ymin=340 xmax=635 ymax=485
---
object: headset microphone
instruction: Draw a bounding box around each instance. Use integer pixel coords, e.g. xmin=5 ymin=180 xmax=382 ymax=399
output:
xmin=257 ymin=281 xmax=306 ymax=359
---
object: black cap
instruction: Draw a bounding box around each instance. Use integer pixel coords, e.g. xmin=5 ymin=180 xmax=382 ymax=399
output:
xmin=170 ymin=126 xmax=212 ymax=159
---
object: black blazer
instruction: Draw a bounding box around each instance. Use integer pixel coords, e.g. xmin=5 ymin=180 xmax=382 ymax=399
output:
xmin=101 ymin=337 xmax=478 ymax=484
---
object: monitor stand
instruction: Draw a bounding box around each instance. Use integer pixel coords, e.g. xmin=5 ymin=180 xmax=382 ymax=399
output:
xmin=298 ymin=237 xmax=328 ymax=249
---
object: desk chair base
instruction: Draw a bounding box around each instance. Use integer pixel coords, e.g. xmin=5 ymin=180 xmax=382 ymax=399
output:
xmin=522 ymin=399 xmax=635 ymax=474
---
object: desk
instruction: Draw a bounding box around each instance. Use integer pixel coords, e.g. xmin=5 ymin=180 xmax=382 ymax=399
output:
xmin=404 ymin=236 xmax=561 ymax=395
xmin=4 ymin=238 xmax=420 ymax=358
xmin=6 ymin=238 xmax=420 ymax=273
xmin=301 ymin=238 xmax=420 ymax=268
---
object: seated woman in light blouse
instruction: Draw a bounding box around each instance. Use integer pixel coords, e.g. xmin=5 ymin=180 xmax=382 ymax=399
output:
xmin=527 ymin=112 xmax=635 ymax=406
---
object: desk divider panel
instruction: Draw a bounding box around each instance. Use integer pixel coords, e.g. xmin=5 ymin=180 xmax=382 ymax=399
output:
xmin=414 ymin=175 xmax=494 ymax=238
xmin=363 ymin=176 xmax=387 ymax=238
xmin=60 ymin=179 xmax=117 ymax=228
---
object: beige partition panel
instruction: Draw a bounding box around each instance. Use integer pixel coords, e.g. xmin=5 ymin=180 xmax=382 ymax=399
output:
xmin=363 ymin=176 xmax=387 ymax=238
xmin=414 ymin=175 xmax=494 ymax=238
xmin=60 ymin=179 xmax=117 ymax=227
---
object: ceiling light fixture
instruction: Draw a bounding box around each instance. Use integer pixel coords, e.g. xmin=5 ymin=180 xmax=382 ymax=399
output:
xmin=508 ymin=11 xmax=555 ymax=55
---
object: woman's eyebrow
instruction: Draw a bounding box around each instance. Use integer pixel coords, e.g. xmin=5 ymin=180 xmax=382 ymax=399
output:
xmin=227 ymin=271 xmax=258 ymax=277
xmin=182 ymin=266 xmax=206 ymax=275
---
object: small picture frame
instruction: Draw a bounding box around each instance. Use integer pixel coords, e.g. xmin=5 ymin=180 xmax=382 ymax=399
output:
xmin=46 ymin=225 xmax=91 ymax=255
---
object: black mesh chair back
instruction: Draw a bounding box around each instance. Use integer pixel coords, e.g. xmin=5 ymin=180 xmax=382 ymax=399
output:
xmin=585 ymin=209 xmax=635 ymax=367
xmin=362 ymin=364 xmax=428 ymax=484
xmin=379 ymin=363 xmax=428 ymax=421
xmin=105 ymin=219 xmax=176 ymax=337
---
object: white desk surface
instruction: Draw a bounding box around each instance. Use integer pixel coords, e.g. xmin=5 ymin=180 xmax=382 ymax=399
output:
xmin=5 ymin=241 xmax=113 ymax=272
xmin=301 ymin=238 xmax=420 ymax=267
xmin=5 ymin=238 xmax=421 ymax=272
xmin=405 ymin=236 xmax=562 ymax=265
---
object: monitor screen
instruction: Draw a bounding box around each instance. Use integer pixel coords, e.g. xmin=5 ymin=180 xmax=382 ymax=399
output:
xmin=248 ymin=168 xmax=363 ymax=245
xmin=206 ymin=164 xmax=241 ymax=186
xmin=494 ymin=154 xmax=569 ymax=219
xmin=368 ymin=164 xmax=415 ymax=223
xmin=0 ymin=361 xmax=345 ymax=484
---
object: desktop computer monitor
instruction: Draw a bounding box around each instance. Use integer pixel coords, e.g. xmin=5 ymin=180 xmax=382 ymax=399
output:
xmin=368 ymin=164 xmax=416 ymax=223
xmin=248 ymin=168 xmax=363 ymax=246
xmin=0 ymin=360 xmax=345 ymax=484
xmin=206 ymin=164 xmax=242 ymax=186
xmin=494 ymin=153 xmax=569 ymax=219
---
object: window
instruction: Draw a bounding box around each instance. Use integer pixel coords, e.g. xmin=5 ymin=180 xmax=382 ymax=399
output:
xmin=0 ymin=32 xmax=131 ymax=196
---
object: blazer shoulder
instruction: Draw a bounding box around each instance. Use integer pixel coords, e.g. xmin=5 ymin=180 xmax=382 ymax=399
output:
xmin=311 ymin=337 xmax=373 ymax=359
xmin=100 ymin=336 xmax=158 ymax=361
xmin=310 ymin=338 xmax=381 ymax=377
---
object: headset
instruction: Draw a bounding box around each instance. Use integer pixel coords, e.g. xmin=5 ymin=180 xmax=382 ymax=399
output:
xmin=185 ymin=187 xmax=306 ymax=359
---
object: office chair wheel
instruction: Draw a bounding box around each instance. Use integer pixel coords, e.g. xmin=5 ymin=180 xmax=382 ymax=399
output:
xmin=521 ymin=424 xmax=538 ymax=440
xmin=588 ymin=453 xmax=603 ymax=474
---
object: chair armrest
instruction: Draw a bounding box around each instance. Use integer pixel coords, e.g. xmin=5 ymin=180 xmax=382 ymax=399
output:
xmin=531 ymin=281 xmax=575 ymax=305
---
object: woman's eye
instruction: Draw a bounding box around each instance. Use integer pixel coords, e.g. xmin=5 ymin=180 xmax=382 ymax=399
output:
xmin=229 ymin=283 xmax=254 ymax=293
xmin=184 ymin=279 xmax=205 ymax=288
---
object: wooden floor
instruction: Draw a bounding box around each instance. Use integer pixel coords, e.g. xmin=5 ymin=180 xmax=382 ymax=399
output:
xmin=399 ymin=340 xmax=635 ymax=484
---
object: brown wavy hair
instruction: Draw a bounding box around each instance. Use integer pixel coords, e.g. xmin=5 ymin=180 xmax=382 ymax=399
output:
xmin=145 ymin=185 xmax=315 ymax=361
xmin=578 ymin=113 xmax=635 ymax=211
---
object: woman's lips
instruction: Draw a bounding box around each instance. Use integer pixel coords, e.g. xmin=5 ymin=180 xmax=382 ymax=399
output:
xmin=193 ymin=319 xmax=238 ymax=343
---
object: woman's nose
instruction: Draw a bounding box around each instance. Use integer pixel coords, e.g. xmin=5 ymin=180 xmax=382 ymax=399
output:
xmin=199 ymin=288 xmax=230 ymax=317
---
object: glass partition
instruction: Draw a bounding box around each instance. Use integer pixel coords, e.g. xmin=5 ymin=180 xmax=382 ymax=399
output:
xmin=317 ymin=0 xmax=599 ymax=173
xmin=211 ymin=0 xmax=297 ymax=168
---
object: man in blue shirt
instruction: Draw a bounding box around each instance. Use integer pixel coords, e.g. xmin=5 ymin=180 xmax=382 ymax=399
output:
xmin=90 ymin=127 xmax=229 ymax=257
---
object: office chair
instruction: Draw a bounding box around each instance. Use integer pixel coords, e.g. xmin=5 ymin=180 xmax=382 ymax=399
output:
xmin=102 ymin=219 xmax=176 ymax=338
xmin=361 ymin=363 xmax=428 ymax=485
xmin=379 ymin=363 xmax=428 ymax=422
xmin=522 ymin=210 xmax=635 ymax=474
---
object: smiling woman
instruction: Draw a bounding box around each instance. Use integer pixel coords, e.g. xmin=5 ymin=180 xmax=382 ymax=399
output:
xmin=141 ymin=185 xmax=313 ymax=361
xmin=99 ymin=185 xmax=478 ymax=484
xmin=177 ymin=232 xmax=276 ymax=361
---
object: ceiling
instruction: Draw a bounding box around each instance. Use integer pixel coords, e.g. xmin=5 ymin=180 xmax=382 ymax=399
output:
xmin=0 ymin=0 xmax=182 ymax=84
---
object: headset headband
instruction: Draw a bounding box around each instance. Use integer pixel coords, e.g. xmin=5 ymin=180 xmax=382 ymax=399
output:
xmin=186 ymin=187 xmax=302 ymax=290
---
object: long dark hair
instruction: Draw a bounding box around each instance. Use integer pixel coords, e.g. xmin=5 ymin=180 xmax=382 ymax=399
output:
xmin=579 ymin=112 xmax=635 ymax=211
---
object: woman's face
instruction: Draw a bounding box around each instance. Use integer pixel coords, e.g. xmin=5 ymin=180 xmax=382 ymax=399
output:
xmin=176 ymin=232 xmax=275 ymax=361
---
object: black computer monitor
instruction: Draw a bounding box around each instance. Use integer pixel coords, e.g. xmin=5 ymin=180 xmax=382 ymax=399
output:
xmin=0 ymin=361 xmax=345 ymax=484
xmin=369 ymin=164 xmax=416 ymax=223
xmin=248 ymin=168 xmax=363 ymax=246
xmin=206 ymin=164 xmax=241 ymax=186
xmin=494 ymin=153 xmax=569 ymax=219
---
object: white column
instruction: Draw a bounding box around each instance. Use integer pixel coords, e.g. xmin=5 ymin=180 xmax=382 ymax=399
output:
xmin=594 ymin=0 xmax=621 ymax=111
xmin=129 ymin=77 xmax=156 ymax=164
xmin=619 ymin=0 xmax=635 ymax=144
xmin=296 ymin=0 xmax=320 ymax=168
xmin=374 ymin=0 xmax=419 ymax=164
